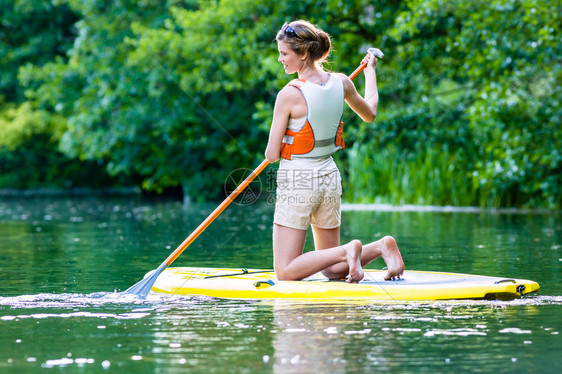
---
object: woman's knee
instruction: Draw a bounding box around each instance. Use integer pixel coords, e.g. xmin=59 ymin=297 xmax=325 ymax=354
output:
xmin=275 ymin=268 xmax=299 ymax=281
xmin=382 ymin=235 xmax=397 ymax=246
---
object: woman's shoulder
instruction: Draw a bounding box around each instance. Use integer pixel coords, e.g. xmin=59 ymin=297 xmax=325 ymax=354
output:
xmin=331 ymin=72 xmax=354 ymax=95
xmin=332 ymin=72 xmax=351 ymax=84
xmin=274 ymin=84 xmax=304 ymax=112
xmin=277 ymin=81 xmax=304 ymax=100
xmin=283 ymin=78 xmax=307 ymax=90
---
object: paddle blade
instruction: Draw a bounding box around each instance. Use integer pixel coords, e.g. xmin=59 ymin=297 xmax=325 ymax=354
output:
xmin=122 ymin=262 xmax=167 ymax=299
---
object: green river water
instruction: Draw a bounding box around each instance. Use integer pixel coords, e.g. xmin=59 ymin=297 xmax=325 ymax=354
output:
xmin=0 ymin=197 xmax=560 ymax=373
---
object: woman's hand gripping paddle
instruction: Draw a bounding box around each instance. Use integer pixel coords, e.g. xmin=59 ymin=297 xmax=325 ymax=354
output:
xmin=349 ymin=48 xmax=383 ymax=80
xmin=123 ymin=47 xmax=383 ymax=299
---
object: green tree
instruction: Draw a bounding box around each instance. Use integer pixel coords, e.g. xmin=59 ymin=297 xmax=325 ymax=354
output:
xmin=348 ymin=0 xmax=561 ymax=208
xmin=9 ymin=0 xmax=559 ymax=207
xmin=0 ymin=0 xmax=77 ymax=102
xmin=24 ymin=0 xmax=401 ymax=200
xmin=0 ymin=0 xmax=124 ymax=190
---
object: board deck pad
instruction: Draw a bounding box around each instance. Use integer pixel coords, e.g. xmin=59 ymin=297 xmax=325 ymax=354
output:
xmin=149 ymin=267 xmax=540 ymax=301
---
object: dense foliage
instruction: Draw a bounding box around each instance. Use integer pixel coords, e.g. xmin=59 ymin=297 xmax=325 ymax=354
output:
xmin=0 ymin=0 xmax=126 ymax=189
xmin=1 ymin=0 xmax=560 ymax=207
xmin=346 ymin=0 xmax=561 ymax=208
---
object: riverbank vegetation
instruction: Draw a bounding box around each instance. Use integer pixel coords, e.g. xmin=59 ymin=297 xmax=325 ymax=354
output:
xmin=1 ymin=0 xmax=560 ymax=208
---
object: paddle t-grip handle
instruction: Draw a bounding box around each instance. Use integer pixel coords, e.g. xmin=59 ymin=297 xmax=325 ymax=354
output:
xmin=349 ymin=47 xmax=384 ymax=80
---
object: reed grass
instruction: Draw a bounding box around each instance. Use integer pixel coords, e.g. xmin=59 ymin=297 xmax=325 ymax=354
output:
xmin=342 ymin=144 xmax=476 ymax=206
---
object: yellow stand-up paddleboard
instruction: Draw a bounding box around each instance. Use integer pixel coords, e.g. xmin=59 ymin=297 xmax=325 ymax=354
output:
xmin=147 ymin=267 xmax=540 ymax=301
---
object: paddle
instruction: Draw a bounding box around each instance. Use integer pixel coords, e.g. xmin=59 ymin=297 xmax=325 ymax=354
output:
xmin=123 ymin=48 xmax=383 ymax=299
xmin=123 ymin=159 xmax=270 ymax=298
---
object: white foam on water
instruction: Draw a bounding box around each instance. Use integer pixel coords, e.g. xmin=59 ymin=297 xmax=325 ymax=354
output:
xmin=0 ymin=293 xmax=560 ymax=320
xmin=41 ymin=357 xmax=95 ymax=368
xmin=0 ymin=292 xmax=204 ymax=324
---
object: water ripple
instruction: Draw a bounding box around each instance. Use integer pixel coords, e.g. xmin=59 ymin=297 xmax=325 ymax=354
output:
xmin=0 ymin=292 xmax=198 ymax=310
xmin=0 ymin=293 xmax=560 ymax=312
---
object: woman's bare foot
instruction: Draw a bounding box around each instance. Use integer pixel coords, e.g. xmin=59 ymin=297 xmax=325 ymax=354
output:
xmin=342 ymin=240 xmax=364 ymax=283
xmin=381 ymin=236 xmax=405 ymax=280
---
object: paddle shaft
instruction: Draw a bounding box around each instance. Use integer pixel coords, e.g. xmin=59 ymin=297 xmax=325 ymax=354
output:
xmin=161 ymin=49 xmax=378 ymax=268
xmin=349 ymin=63 xmax=368 ymax=81
xmin=163 ymin=159 xmax=270 ymax=266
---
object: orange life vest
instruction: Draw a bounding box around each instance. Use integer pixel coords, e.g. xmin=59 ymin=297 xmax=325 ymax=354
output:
xmin=280 ymin=75 xmax=345 ymax=160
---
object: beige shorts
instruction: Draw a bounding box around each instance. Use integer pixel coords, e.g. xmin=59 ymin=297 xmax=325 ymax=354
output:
xmin=273 ymin=170 xmax=342 ymax=230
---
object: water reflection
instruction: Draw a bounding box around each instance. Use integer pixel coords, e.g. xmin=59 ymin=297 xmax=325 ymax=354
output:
xmin=269 ymin=298 xmax=562 ymax=373
xmin=271 ymin=301 xmax=386 ymax=372
xmin=0 ymin=293 xmax=561 ymax=372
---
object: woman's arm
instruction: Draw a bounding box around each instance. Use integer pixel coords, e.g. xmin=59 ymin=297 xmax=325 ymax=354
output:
xmin=265 ymin=86 xmax=302 ymax=163
xmin=341 ymin=52 xmax=378 ymax=123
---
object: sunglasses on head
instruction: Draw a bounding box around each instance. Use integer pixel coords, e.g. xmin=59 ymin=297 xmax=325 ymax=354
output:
xmin=281 ymin=22 xmax=300 ymax=39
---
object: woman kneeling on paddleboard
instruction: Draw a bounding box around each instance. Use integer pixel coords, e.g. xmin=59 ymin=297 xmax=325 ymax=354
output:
xmin=265 ymin=20 xmax=405 ymax=283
